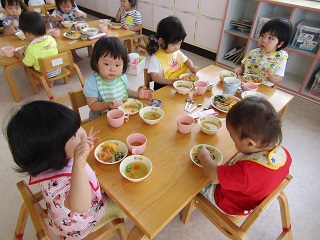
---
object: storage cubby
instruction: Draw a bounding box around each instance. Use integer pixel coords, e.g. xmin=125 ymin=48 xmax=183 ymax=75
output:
xmin=216 ymin=0 xmax=320 ymax=104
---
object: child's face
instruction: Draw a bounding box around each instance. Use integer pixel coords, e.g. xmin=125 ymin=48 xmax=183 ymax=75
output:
xmin=164 ymin=40 xmax=182 ymax=54
xmin=59 ymin=1 xmax=73 ymax=14
xmin=97 ymin=54 xmax=123 ymax=81
xmin=65 ymin=127 xmax=87 ymax=159
xmin=5 ymin=3 xmax=21 ymax=18
xmin=121 ymin=0 xmax=132 ymax=11
xmin=258 ymin=31 xmax=283 ymax=53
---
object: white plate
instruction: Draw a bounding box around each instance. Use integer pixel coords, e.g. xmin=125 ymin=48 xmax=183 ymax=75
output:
xmin=118 ymin=99 xmax=143 ymax=115
xmin=179 ymin=73 xmax=199 ymax=82
xmin=63 ymin=32 xmax=80 ymax=40
xmin=94 ymin=140 xmax=128 ymax=164
xmin=241 ymin=91 xmax=268 ymax=100
xmin=189 ymin=144 xmax=223 ymax=168
xmin=210 ymin=94 xmax=240 ymax=113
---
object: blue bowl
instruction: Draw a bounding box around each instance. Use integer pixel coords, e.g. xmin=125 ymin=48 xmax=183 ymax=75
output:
xmin=148 ymin=99 xmax=162 ymax=107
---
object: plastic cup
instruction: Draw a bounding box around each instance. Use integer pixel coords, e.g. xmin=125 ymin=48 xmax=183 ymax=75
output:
xmin=99 ymin=24 xmax=108 ymax=33
xmin=194 ymin=80 xmax=208 ymax=96
xmin=129 ymin=53 xmax=139 ymax=65
xmin=126 ymin=133 xmax=147 ymax=155
xmin=1 ymin=46 xmax=15 ymax=57
xmin=177 ymin=114 xmax=195 ymax=134
xmin=223 ymin=77 xmax=241 ymax=95
xmin=49 ymin=28 xmax=60 ymax=38
xmin=106 ymin=109 xmax=129 ymax=128
xmin=242 ymin=82 xmax=258 ymax=91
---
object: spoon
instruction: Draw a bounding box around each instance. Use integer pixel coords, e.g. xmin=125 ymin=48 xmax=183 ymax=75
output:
xmin=188 ymin=103 xmax=202 ymax=113
xmin=201 ymin=107 xmax=209 ymax=111
xmin=187 ymin=100 xmax=195 ymax=112
xmin=184 ymin=98 xmax=190 ymax=111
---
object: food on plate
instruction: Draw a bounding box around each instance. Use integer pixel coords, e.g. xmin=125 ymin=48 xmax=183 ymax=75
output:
xmin=181 ymin=74 xmax=197 ymax=81
xmin=243 ymin=75 xmax=264 ymax=84
xmin=143 ymin=112 xmax=161 ymax=120
xmin=16 ymin=45 xmax=27 ymax=56
xmin=125 ymin=162 xmax=149 ymax=179
xmin=96 ymin=141 xmax=125 ymax=163
xmin=213 ymin=95 xmax=239 ymax=111
xmin=65 ymin=31 xmax=81 ymax=37
xmin=122 ymin=99 xmax=142 ymax=112
xmin=191 ymin=145 xmax=217 ymax=166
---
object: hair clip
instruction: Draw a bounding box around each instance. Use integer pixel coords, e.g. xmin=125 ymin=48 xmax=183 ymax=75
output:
xmin=150 ymin=36 xmax=158 ymax=43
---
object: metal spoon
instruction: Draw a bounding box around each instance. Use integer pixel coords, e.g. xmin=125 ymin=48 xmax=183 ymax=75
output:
xmin=187 ymin=100 xmax=194 ymax=112
xmin=188 ymin=103 xmax=202 ymax=113
xmin=184 ymin=99 xmax=190 ymax=111
xmin=201 ymin=107 xmax=209 ymax=111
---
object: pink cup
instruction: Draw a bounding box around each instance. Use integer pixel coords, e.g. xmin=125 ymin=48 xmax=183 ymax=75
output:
xmin=242 ymin=82 xmax=258 ymax=91
xmin=106 ymin=109 xmax=129 ymax=128
xmin=126 ymin=133 xmax=147 ymax=155
xmin=2 ymin=46 xmax=15 ymax=57
xmin=50 ymin=28 xmax=60 ymax=38
xmin=194 ymin=80 xmax=208 ymax=96
xmin=177 ymin=114 xmax=195 ymax=134
xmin=99 ymin=24 xmax=108 ymax=33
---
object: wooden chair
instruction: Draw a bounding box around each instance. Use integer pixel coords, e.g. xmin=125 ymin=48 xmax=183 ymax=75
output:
xmin=14 ymin=180 xmax=127 ymax=240
xmin=125 ymin=33 xmax=148 ymax=53
xmin=143 ymin=68 xmax=153 ymax=90
xmin=26 ymin=51 xmax=85 ymax=103
xmin=68 ymin=88 xmax=89 ymax=125
xmin=26 ymin=5 xmax=49 ymax=21
xmin=182 ymin=174 xmax=293 ymax=240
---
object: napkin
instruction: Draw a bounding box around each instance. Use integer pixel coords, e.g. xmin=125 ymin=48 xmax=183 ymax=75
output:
xmin=188 ymin=109 xmax=218 ymax=120
xmin=88 ymin=32 xmax=106 ymax=40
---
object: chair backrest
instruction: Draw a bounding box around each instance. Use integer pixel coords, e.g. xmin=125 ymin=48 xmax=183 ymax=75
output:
xmin=68 ymin=89 xmax=88 ymax=125
xmin=182 ymin=174 xmax=293 ymax=240
xmin=144 ymin=68 xmax=152 ymax=90
xmin=15 ymin=180 xmax=127 ymax=240
xmin=26 ymin=5 xmax=47 ymax=15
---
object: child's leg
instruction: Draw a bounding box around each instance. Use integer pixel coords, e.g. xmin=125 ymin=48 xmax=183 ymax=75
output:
xmin=71 ymin=50 xmax=82 ymax=63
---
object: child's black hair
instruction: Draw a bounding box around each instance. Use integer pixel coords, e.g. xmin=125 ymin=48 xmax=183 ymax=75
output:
xmin=19 ymin=11 xmax=46 ymax=36
xmin=260 ymin=17 xmax=292 ymax=51
xmin=90 ymin=36 xmax=129 ymax=75
xmin=128 ymin=0 xmax=137 ymax=8
xmin=147 ymin=16 xmax=187 ymax=55
xmin=226 ymin=97 xmax=282 ymax=148
xmin=5 ymin=101 xmax=80 ymax=176
xmin=1 ymin=0 xmax=24 ymax=10
xmin=55 ymin=0 xmax=76 ymax=12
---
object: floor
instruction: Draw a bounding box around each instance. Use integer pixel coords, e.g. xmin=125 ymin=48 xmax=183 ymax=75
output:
xmin=1 ymin=15 xmax=320 ymax=240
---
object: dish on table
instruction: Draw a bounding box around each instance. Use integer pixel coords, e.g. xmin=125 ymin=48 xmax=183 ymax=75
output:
xmin=15 ymin=45 xmax=27 ymax=56
xmin=118 ymin=98 xmax=143 ymax=115
xmin=243 ymin=74 xmax=265 ymax=85
xmin=63 ymin=31 xmax=81 ymax=39
xmin=94 ymin=140 xmax=128 ymax=164
xmin=179 ymin=73 xmax=199 ymax=82
xmin=241 ymin=91 xmax=268 ymax=100
xmin=210 ymin=94 xmax=240 ymax=113
xmin=110 ymin=22 xmax=122 ymax=29
xmin=189 ymin=144 xmax=223 ymax=168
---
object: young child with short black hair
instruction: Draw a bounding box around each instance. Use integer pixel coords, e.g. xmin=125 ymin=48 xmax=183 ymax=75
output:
xmin=234 ymin=18 xmax=292 ymax=84
xmin=198 ymin=97 xmax=292 ymax=215
xmin=1 ymin=0 xmax=25 ymax=35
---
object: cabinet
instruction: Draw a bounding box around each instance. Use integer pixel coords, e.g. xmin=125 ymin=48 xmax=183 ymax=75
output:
xmin=216 ymin=0 xmax=320 ymax=103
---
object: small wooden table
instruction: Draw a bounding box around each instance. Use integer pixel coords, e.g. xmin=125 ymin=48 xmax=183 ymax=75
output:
xmin=82 ymin=65 xmax=294 ymax=239
xmin=0 ymin=20 xmax=134 ymax=102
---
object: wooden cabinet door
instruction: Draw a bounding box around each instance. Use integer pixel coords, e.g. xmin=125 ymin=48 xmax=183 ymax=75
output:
xmin=199 ymin=0 xmax=228 ymax=20
xmin=96 ymin=0 xmax=108 ymax=15
xmin=175 ymin=11 xmax=197 ymax=44
xmin=138 ymin=1 xmax=154 ymax=30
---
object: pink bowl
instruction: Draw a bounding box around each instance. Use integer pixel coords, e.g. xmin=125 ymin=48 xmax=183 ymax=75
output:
xmin=1 ymin=46 xmax=15 ymax=57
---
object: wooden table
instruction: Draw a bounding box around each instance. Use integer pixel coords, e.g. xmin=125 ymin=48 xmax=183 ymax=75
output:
xmin=82 ymin=65 xmax=294 ymax=239
xmin=0 ymin=20 xmax=134 ymax=102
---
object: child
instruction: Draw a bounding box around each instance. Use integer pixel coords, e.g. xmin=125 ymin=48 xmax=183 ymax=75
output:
xmin=115 ymin=0 xmax=142 ymax=33
xmin=49 ymin=0 xmax=87 ymax=62
xmin=84 ymin=36 xmax=153 ymax=121
xmin=14 ymin=11 xmax=60 ymax=87
xmin=197 ymin=97 xmax=292 ymax=215
xmin=1 ymin=0 xmax=25 ymax=35
xmin=28 ymin=0 xmax=45 ymax=6
xmin=234 ymin=18 xmax=292 ymax=84
xmin=147 ymin=16 xmax=199 ymax=90
xmin=5 ymin=101 xmax=126 ymax=239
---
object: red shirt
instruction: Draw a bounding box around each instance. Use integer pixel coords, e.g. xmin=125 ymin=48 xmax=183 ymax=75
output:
xmin=215 ymin=147 xmax=292 ymax=215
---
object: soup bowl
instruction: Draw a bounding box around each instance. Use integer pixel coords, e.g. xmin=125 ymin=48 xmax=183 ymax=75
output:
xmin=218 ymin=70 xmax=237 ymax=82
xmin=15 ymin=30 xmax=26 ymax=40
xmin=61 ymin=21 xmax=75 ymax=28
xmin=119 ymin=155 xmax=153 ymax=182
xmin=198 ymin=115 xmax=223 ymax=135
xmin=173 ymin=80 xmax=193 ymax=95
xmin=139 ymin=106 xmax=164 ymax=125
xmin=81 ymin=27 xmax=99 ymax=36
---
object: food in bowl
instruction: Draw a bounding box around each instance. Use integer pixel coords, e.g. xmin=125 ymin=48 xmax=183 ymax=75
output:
xmin=110 ymin=22 xmax=122 ymax=29
xmin=139 ymin=106 xmax=164 ymax=125
xmin=190 ymin=144 xmax=223 ymax=168
xmin=120 ymin=155 xmax=153 ymax=182
xmin=15 ymin=30 xmax=26 ymax=40
xmin=243 ymin=74 xmax=265 ymax=84
xmin=198 ymin=115 xmax=223 ymax=135
xmin=94 ymin=140 xmax=128 ymax=164
xmin=211 ymin=94 xmax=240 ymax=113
xmin=218 ymin=70 xmax=237 ymax=82
xmin=179 ymin=73 xmax=199 ymax=82
xmin=241 ymin=91 xmax=268 ymax=100
xmin=81 ymin=27 xmax=99 ymax=36
xmin=173 ymin=80 xmax=193 ymax=95
xmin=148 ymin=99 xmax=162 ymax=107
xmin=61 ymin=21 xmax=75 ymax=28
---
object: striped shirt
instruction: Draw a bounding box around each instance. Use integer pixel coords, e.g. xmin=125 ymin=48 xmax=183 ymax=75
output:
xmin=120 ymin=10 xmax=142 ymax=28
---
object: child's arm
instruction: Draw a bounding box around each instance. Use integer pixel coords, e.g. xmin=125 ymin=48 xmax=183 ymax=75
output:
xmin=115 ymin=6 xmax=124 ymax=22
xmin=185 ymin=59 xmax=199 ymax=74
xmin=4 ymin=20 xmax=18 ymax=36
xmin=150 ymin=72 xmax=179 ymax=86
xmin=234 ymin=64 xmax=244 ymax=77
xmin=263 ymin=71 xmax=283 ymax=84
xmin=123 ymin=23 xmax=142 ymax=33
xmin=74 ymin=10 xmax=87 ymax=20
xmin=86 ymin=97 xmax=122 ymax=112
xmin=197 ymin=148 xmax=219 ymax=183
xmin=49 ymin=13 xmax=63 ymax=22
xmin=128 ymin=88 xmax=153 ymax=99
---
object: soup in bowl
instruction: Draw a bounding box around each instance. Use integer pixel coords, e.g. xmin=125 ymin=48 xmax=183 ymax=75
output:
xmin=120 ymin=155 xmax=152 ymax=182
xmin=173 ymin=80 xmax=193 ymax=95
xmin=139 ymin=106 xmax=164 ymax=125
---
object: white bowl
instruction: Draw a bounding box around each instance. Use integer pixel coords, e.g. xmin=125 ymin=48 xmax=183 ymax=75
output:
xmin=81 ymin=27 xmax=99 ymax=36
xmin=15 ymin=30 xmax=26 ymax=40
xmin=61 ymin=21 xmax=75 ymax=28
xmin=139 ymin=106 xmax=164 ymax=125
xmin=218 ymin=70 xmax=237 ymax=82
xmin=241 ymin=91 xmax=268 ymax=100
xmin=198 ymin=115 xmax=223 ymax=135
xmin=110 ymin=22 xmax=122 ymax=29
xmin=100 ymin=19 xmax=111 ymax=25
xmin=190 ymin=144 xmax=223 ymax=168
xmin=243 ymin=74 xmax=265 ymax=85
xmin=179 ymin=73 xmax=199 ymax=82
xmin=119 ymin=155 xmax=153 ymax=182
xmin=94 ymin=140 xmax=128 ymax=164
xmin=173 ymin=80 xmax=193 ymax=95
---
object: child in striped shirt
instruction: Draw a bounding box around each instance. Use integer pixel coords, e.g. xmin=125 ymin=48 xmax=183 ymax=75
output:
xmin=116 ymin=0 xmax=141 ymax=34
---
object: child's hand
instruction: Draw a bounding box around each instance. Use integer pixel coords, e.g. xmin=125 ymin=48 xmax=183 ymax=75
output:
xmin=14 ymin=50 xmax=24 ymax=61
xmin=190 ymin=66 xmax=199 ymax=74
xmin=74 ymin=10 xmax=83 ymax=18
xmin=197 ymin=148 xmax=212 ymax=163
xmin=263 ymin=70 xmax=274 ymax=81
xmin=73 ymin=139 xmax=94 ymax=168
xmin=107 ymin=100 xmax=122 ymax=109
xmin=122 ymin=23 xmax=128 ymax=30
xmin=138 ymin=88 xmax=153 ymax=99
xmin=118 ymin=6 xmax=125 ymax=12
xmin=11 ymin=20 xmax=18 ymax=28
xmin=56 ymin=14 xmax=64 ymax=22
xmin=86 ymin=127 xmax=100 ymax=145
xmin=234 ymin=67 xmax=243 ymax=77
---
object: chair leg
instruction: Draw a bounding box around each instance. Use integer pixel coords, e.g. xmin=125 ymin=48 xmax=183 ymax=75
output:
xmin=63 ymin=76 xmax=69 ymax=84
xmin=26 ymin=70 xmax=39 ymax=94
xmin=277 ymin=192 xmax=292 ymax=240
xmin=38 ymin=77 xmax=54 ymax=101
xmin=181 ymin=199 xmax=197 ymax=224
xmin=13 ymin=203 xmax=28 ymax=240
